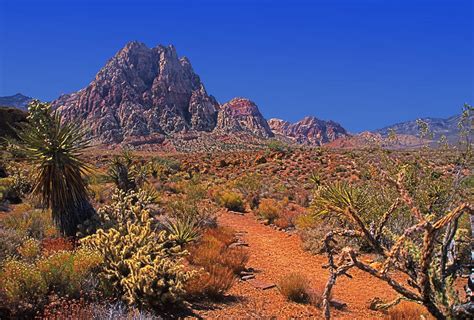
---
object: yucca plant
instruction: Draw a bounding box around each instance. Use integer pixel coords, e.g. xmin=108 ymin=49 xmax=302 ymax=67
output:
xmin=108 ymin=150 xmax=137 ymax=192
xmin=164 ymin=217 xmax=201 ymax=246
xmin=16 ymin=100 xmax=94 ymax=236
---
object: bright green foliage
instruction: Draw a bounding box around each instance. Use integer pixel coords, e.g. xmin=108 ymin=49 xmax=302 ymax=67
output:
xmin=16 ymin=100 xmax=94 ymax=236
xmin=81 ymin=197 xmax=194 ymax=308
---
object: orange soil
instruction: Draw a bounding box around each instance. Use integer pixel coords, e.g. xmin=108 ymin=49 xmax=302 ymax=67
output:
xmin=193 ymin=210 xmax=427 ymax=319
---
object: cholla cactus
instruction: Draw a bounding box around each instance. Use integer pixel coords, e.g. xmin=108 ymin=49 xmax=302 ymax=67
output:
xmin=81 ymin=197 xmax=194 ymax=308
xmin=96 ymin=188 xmax=154 ymax=229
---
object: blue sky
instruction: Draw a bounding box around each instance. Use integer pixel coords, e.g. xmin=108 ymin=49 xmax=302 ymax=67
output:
xmin=0 ymin=0 xmax=472 ymax=132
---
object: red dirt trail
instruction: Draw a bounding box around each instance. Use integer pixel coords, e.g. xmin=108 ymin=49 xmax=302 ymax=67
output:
xmin=193 ymin=210 xmax=426 ymax=319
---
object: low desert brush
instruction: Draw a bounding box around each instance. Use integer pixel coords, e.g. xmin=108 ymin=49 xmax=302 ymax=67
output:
xmin=257 ymin=198 xmax=282 ymax=224
xmin=217 ymin=190 xmax=245 ymax=212
xmin=186 ymin=227 xmax=248 ymax=299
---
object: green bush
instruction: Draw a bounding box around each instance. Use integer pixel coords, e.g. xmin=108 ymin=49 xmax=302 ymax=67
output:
xmin=218 ymin=191 xmax=244 ymax=212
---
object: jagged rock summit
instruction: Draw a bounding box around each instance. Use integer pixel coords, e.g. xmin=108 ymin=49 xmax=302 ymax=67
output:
xmin=268 ymin=116 xmax=348 ymax=145
xmin=216 ymin=98 xmax=274 ymax=138
xmin=51 ymin=41 xmax=348 ymax=147
xmin=52 ymin=41 xmax=220 ymax=143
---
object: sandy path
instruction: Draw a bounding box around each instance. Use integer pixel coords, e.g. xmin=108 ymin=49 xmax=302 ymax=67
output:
xmin=194 ymin=211 xmax=404 ymax=319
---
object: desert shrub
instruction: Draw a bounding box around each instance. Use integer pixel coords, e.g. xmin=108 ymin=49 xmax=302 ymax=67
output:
xmin=217 ymin=191 xmax=244 ymax=212
xmin=0 ymin=259 xmax=48 ymax=314
xmin=166 ymin=179 xmax=218 ymax=228
xmin=0 ymin=165 xmax=31 ymax=204
xmin=0 ymin=248 xmax=101 ymax=317
xmin=204 ymin=226 xmax=235 ymax=247
xmin=94 ymin=188 xmax=155 ymax=231
xmin=278 ymin=273 xmax=312 ymax=303
xmin=81 ymin=198 xmax=194 ymax=309
xmin=186 ymin=227 xmax=247 ymax=299
xmin=257 ymin=198 xmax=282 ymax=224
xmin=1 ymin=207 xmax=59 ymax=239
xmin=149 ymin=156 xmax=181 ymax=179
xmin=233 ymin=173 xmax=265 ymax=209
xmin=384 ymin=302 xmax=431 ymax=320
xmin=266 ymin=140 xmax=289 ymax=153
xmin=0 ymin=227 xmax=23 ymax=261
xmin=17 ymin=237 xmax=41 ymax=262
xmin=36 ymin=249 xmax=102 ymax=296
xmin=274 ymin=204 xmax=306 ymax=229
xmin=185 ymin=265 xmax=235 ymax=299
xmin=40 ymin=297 xmax=163 ymax=320
xmin=295 ymin=213 xmax=317 ymax=230
xmin=41 ymin=237 xmax=74 ymax=255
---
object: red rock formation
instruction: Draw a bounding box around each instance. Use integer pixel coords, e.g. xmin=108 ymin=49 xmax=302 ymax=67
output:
xmin=216 ymin=98 xmax=274 ymax=138
xmin=52 ymin=41 xmax=219 ymax=143
xmin=268 ymin=116 xmax=348 ymax=145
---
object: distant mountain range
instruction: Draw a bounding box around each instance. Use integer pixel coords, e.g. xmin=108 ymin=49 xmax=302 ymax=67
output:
xmin=0 ymin=42 xmax=467 ymax=149
xmin=0 ymin=93 xmax=32 ymax=111
xmin=375 ymin=115 xmax=462 ymax=143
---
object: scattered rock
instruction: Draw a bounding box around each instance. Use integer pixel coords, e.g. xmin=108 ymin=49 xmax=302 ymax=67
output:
xmin=248 ymin=279 xmax=277 ymax=290
xmin=330 ymin=299 xmax=347 ymax=310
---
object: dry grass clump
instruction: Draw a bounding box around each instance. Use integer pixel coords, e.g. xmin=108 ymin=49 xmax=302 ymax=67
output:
xmin=186 ymin=227 xmax=248 ymax=299
xmin=278 ymin=273 xmax=325 ymax=305
xmin=278 ymin=273 xmax=308 ymax=303
xmin=385 ymin=302 xmax=431 ymax=320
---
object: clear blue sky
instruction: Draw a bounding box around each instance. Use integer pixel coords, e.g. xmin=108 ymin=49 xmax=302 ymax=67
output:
xmin=0 ymin=0 xmax=472 ymax=132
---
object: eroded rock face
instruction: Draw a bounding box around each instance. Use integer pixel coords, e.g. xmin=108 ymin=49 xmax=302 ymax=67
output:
xmin=215 ymin=98 xmax=274 ymax=138
xmin=268 ymin=116 xmax=348 ymax=145
xmin=52 ymin=41 xmax=219 ymax=143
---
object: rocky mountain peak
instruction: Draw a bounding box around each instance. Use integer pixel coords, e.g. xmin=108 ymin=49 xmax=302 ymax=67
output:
xmin=268 ymin=116 xmax=349 ymax=145
xmin=215 ymin=98 xmax=274 ymax=138
xmin=52 ymin=42 xmax=219 ymax=144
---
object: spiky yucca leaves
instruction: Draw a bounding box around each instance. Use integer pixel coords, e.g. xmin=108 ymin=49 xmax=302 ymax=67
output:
xmin=81 ymin=195 xmax=194 ymax=308
xmin=164 ymin=217 xmax=201 ymax=246
xmin=314 ymin=166 xmax=473 ymax=319
xmin=108 ymin=151 xmax=136 ymax=192
xmin=16 ymin=100 xmax=94 ymax=236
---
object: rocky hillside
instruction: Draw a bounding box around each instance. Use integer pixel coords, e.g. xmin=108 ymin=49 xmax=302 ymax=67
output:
xmin=0 ymin=93 xmax=33 ymax=111
xmin=375 ymin=114 xmax=462 ymax=143
xmin=268 ymin=116 xmax=348 ymax=145
xmin=216 ymin=98 xmax=273 ymax=138
xmin=51 ymin=41 xmax=220 ymax=144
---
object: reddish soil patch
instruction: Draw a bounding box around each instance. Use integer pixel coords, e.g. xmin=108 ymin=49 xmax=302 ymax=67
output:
xmin=193 ymin=210 xmax=426 ymax=319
